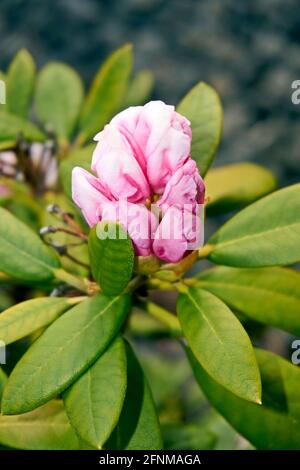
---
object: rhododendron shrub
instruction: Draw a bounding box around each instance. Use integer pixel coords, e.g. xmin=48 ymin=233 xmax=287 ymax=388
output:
xmin=0 ymin=46 xmax=300 ymax=451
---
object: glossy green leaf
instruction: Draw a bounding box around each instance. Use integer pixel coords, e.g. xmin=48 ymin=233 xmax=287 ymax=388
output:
xmin=106 ymin=341 xmax=162 ymax=450
xmin=205 ymin=163 xmax=277 ymax=215
xmin=198 ymin=266 xmax=300 ymax=336
xmin=64 ymin=336 xmax=127 ymax=449
xmin=162 ymin=423 xmax=217 ymax=450
xmin=1 ymin=294 xmax=131 ymax=415
xmin=177 ymin=81 xmax=222 ymax=176
xmin=207 ymin=184 xmax=300 ymax=267
xmin=0 ymin=400 xmax=80 ymax=450
xmin=35 ymin=62 xmax=84 ymax=140
xmin=78 ymin=44 xmax=133 ymax=144
xmin=0 ymin=112 xmax=44 ymax=143
xmin=0 ymin=207 xmax=60 ymax=282
xmin=189 ymin=348 xmax=300 ymax=450
xmin=0 ymin=297 xmax=75 ymax=345
xmin=177 ymin=287 xmax=261 ymax=403
xmin=6 ymin=49 xmax=35 ymax=118
xmin=59 ymin=144 xmax=95 ymax=199
xmin=123 ymin=69 xmax=154 ymax=108
xmin=88 ymin=223 xmax=134 ymax=296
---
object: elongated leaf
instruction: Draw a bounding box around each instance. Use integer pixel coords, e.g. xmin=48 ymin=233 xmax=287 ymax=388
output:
xmin=0 ymin=112 xmax=44 ymax=142
xmin=177 ymin=287 xmax=261 ymax=403
xmin=64 ymin=336 xmax=127 ymax=449
xmin=123 ymin=69 xmax=154 ymax=108
xmin=198 ymin=266 xmax=300 ymax=336
xmin=78 ymin=44 xmax=133 ymax=144
xmin=205 ymin=163 xmax=277 ymax=216
xmin=106 ymin=341 xmax=162 ymax=450
xmin=35 ymin=62 xmax=84 ymax=140
xmin=1 ymin=294 xmax=131 ymax=414
xmin=89 ymin=223 xmax=134 ymax=296
xmin=0 ymin=297 xmax=75 ymax=345
xmin=177 ymin=82 xmax=222 ymax=176
xmin=0 ymin=207 xmax=60 ymax=282
xmin=207 ymin=184 xmax=300 ymax=267
xmin=6 ymin=49 xmax=35 ymax=118
xmin=189 ymin=348 xmax=300 ymax=450
xmin=0 ymin=400 xmax=80 ymax=450
xmin=59 ymin=144 xmax=95 ymax=199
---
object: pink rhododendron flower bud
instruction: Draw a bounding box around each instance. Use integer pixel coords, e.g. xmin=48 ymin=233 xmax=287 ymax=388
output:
xmin=71 ymin=100 xmax=205 ymax=263
xmin=111 ymin=101 xmax=192 ymax=193
xmin=153 ymin=205 xmax=204 ymax=263
xmin=101 ymin=200 xmax=158 ymax=256
xmin=92 ymin=125 xmax=150 ymax=203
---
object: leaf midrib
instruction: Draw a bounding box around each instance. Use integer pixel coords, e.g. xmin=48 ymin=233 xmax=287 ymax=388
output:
xmin=0 ymin=299 xmax=67 ymax=331
xmin=0 ymin=230 xmax=57 ymax=273
xmin=211 ymin=220 xmax=300 ymax=251
xmin=185 ymin=290 xmax=224 ymax=346
xmin=199 ymin=279 xmax=300 ymax=307
xmin=4 ymin=295 xmax=122 ymax=405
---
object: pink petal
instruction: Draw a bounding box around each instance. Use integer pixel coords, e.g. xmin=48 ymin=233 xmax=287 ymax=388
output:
xmin=72 ymin=167 xmax=111 ymax=227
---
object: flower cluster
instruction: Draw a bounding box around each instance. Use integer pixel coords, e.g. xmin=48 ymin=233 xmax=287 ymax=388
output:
xmin=72 ymin=101 xmax=205 ymax=263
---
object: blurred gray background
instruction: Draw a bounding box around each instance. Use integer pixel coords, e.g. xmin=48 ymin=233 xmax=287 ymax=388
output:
xmin=1 ymin=0 xmax=300 ymax=184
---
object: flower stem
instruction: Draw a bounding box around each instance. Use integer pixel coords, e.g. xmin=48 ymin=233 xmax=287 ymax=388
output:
xmin=138 ymin=298 xmax=181 ymax=336
xmin=54 ymin=268 xmax=90 ymax=294
xmin=146 ymin=278 xmax=177 ymax=290
xmin=198 ymin=244 xmax=214 ymax=259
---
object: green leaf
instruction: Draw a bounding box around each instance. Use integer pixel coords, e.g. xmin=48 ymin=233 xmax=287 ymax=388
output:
xmin=78 ymin=44 xmax=133 ymax=144
xmin=177 ymin=82 xmax=223 ymax=176
xmin=189 ymin=348 xmax=300 ymax=450
xmin=1 ymin=294 xmax=131 ymax=415
xmin=0 ymin=207 xmax=60 ymax=282
xmin=0 ymin=297 xmax=75 ymax=345
xmin=59 ymin=144 xmax=95 ymax=199
xmin=198 ymin=266 xmax=300 ymax=336
xmin=0 ymin=112 xmax=45 ymax=143
xmin=205 ymin=163 xmax=277 ymax=216
xmin=35 ymin=62 xmax=84 ymax=140
xmin=6 ymin=49 xmax=35 ymax=118
xmin=207 ymin=184 xmax=300 ymax=267
xmin=177 ymin=287 xmax=261 ymax=403
xmin=162 ymin=423 xmax=217 ymax=450
xmin=123 ymin=69 xmax=154 ymax=108
xmin=0 ymin=400 xmax=80 ymax=450
xmin=106 ymin=341 xmax=162 ymax=450
xmin=88 ymin=223 xmax=134 ymax=296
xmin=64 ymin=336 xmax=127 ymax=449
